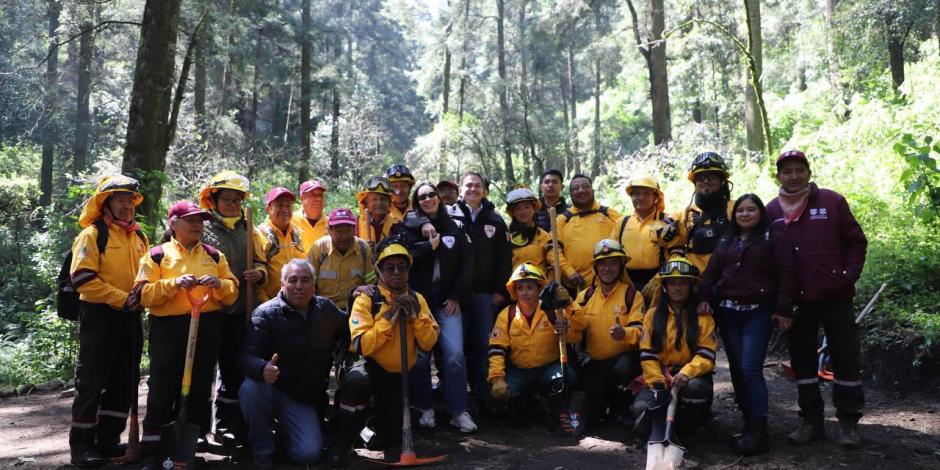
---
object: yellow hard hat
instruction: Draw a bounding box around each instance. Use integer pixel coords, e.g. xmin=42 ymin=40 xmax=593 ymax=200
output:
xmin=505 ymin=187 xmax=542 ymax=216
xmin=625 ymin=174 xmax=665 ymax=214
xmin=198 ymin=171 xmax=250 ymax=209
xmin=658 ymin=256 xmax=700 ymax=280
xmin=505 ymin=262 xmax=547 ymax=300
xmin=78 ymin=175 xmax=144 ymax=228
xmin=373 ymin=237 xmax=413 ymax=270
xmin=593 ymin=239 xmax=630 ymax=263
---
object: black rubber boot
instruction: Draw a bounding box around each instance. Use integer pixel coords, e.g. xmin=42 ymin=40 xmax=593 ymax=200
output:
xmin=787 ymin=416 xmax=825 ymax=445
xmin=735 ymin=417 xmax=769 ymax=455
xmin=329 ymin=410 xmax=363 ymax=468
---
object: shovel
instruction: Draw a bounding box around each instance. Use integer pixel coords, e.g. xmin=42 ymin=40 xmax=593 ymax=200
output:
xmin=157 ymin=288 xmax=210 ymax=470
xmin=368 ymin=303 xmax=447 ymax=467
xmin=646 ymin=387 xmax=684 ymax=470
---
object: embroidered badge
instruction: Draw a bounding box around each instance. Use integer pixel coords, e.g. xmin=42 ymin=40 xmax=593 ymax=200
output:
xmin=442 ymin=236 xmax=455 ymax=249
xmin=484 ymin=225 xmax=496 ymax=238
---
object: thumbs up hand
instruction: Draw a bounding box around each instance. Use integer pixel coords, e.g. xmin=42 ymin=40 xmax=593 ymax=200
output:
xmin=609 ymin=316 xmax=626 ymax=341
xmin=263 ymin=353 xmax=280 ymax=384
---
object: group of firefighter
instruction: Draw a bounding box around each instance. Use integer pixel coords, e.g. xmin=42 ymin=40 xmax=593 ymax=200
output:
xmin=66 ymin=149 xmax=868 ymax=469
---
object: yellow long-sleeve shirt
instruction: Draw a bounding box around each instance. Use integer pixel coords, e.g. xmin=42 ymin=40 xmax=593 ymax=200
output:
xmin=307 ymin=236 xmax=374 ymax=310
xmin=348 ymin=285 xmax=439 ymax=373
xmin=671 ymin=201 xmax=734 ymax=273
xmin=638 ymin=304 xmax=717 ymax=388
xmin=510 ymin=227 xmax=551 ymax=275
xmin=488 ymin=304 xmax=579 ymax=382
xmin=610 ymin=212 xmax=670 ymax=270
xmin=291 ymin=210 xmax=328 ymax=252
xmin=70 ymin=222 xmax=150 ymax=310
xmin=390 ymin=202 xmax=412 ymax=221
xmin=256 ymin=221 xmax=306 ymax=302
xmin=569 ymin=281 xmax=647 ymax=361
xmin=356 ymin=212 xmax=400 ymax=247
xmin=556 ymin=202 xmax=621 ymax=287
xmin=136 ymin=239 xmax=238 ymax=316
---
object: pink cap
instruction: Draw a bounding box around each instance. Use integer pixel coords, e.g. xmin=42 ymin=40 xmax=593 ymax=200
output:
xmin=328 ymin=207 xmax=357 ymax=227
xmin=299 ymin=180 xmax=327 ymax=194
xmin=776 ymin=149 xmax=809 ymax=169
xmin=265 ymin=187 xmax=296 ymax=205
xmin=167 ymin=200 xmax=211 ymax=221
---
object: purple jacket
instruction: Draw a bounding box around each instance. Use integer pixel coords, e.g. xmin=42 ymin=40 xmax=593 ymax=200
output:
xmin=697 ymin=221 xmax=797 ymax=316
xmin=766 ymin=183 xmax=867 ymax=302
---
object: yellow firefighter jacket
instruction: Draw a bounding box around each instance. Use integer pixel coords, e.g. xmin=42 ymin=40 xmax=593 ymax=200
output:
xmin=510 ymin=227 xmax=552 ymax=275
xmin=348 ymin=285 xmax=439 ymax=373
xmin=291 ymin=210 xmax=329 ymax=252
xmin=569 ymin=281 xmax=647 ymax=361
xmin=256 ymin=221 xmax=306 ymax=302
xmin=307 ymin=236 xmax=374 ymax=310
xmin=638 ymin=304 xmax=717 ymax=388
xmin=70 ymin=223 xmax=150 ymax=310
xmin=487 ymin=303 xmax=579 ymax=382
xmin=556 ymin=202 xmax=621 ymax=287
xmin=610 ymin=212 xmax=670 ymax=271
xmin=670 ymin=201 xmax=734 ymax=273
xmin=136 ymin=238 xmax=238 ymax=316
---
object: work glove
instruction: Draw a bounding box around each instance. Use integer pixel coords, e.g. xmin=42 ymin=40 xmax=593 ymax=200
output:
xmin=391 ymin=293 xmax=421 ymax=318
xmin=491 ymin=377 xmax=509 ymax=402
xmin=657 ymin=218 xmax=679 ymax=242
xmin=539 ymin=282 xmax=569 ymax=311
xmin=647 ymin=382 xmax=671 ymax=412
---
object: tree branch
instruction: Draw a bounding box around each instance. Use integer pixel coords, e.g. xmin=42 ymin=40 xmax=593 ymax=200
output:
xmin=164 ymin=9 xmax=209 ymax=152
xmin=0 ymin=20 xmax=142 ymax=76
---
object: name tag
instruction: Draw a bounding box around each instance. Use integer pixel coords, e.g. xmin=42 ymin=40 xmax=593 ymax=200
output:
xmin=319 ymin=270 xmax=337 ymax=280
xmin=350 ymin=268 xmax=364 ymax=278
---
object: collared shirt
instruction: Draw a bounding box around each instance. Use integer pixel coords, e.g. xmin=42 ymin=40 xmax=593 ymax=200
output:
xmin=136 ymin=238 xmax=238 ymax=316
xmin=569 ymin=281 xmax=647 ymax=360
xmin=291 ymin=210 xmax=329 ymax=252
xmin=307 ymin=236 xmax=374 ymax=309
xmin=487 ymin=303 xmax=579 ymax=381
xmin=611 ymin=212 xmax=669 ymax=270
xmin=256 ymin=221 xmax=306 ymax=302
xmin=556 ymin=201 xmax=621 ymax=287
xmin=71 ymin=223 xmax=150 ymax=309
xmin=348 ymin=285 xmax=439 ymax=373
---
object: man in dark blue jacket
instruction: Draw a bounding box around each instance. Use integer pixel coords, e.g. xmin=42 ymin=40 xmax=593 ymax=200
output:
xmin=239 ymin=259 xmax=348 ymax=469
xmin=448 ymin=171 xmax=513 ymax=407
xmin=766 ymin=150 xmax=868 ymax=449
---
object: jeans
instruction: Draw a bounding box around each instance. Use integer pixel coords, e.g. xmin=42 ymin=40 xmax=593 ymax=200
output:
xmin=239 ymin=378 xmax=322 ymax=463
xmin=715 ymin=305 xmax=773 ymax=418
xmin=464 ymin=293 xmax=497 ymax=401
xmin=412 ymin=307 xmax=469 ymax=415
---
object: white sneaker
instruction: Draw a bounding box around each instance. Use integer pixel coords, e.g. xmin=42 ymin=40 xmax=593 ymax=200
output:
xmin=418 ymin=409 xmax=436 ymax=428
xmin=449 ymin=412 xmax=478 ymax=433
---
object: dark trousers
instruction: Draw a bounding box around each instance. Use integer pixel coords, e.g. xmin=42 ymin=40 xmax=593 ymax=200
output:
xmin=580 ymin=352 xmax=641 ymax=424
xmin=69 ymin=303 xmax=143 ymax=454
xmin=141 ymin=312 xmax=222 ymax=449
xmin=335 ymin=359 xmax=403 ymax=448
xmin=788 ymin=299 xmax=865 ymax=423
xmin=215 ymin=313 xmax=246 ymax=431
xmin=715 ymin=305 xmax=773 ymax=419
xmin=632 ymin=373 xmax=714 ymax=427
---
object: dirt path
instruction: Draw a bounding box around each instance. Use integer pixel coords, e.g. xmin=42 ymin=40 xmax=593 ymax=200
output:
xmin=2 ymin=352 xmax=938 ymax=469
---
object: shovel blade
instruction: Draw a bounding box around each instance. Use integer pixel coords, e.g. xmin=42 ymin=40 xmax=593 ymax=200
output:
xmin=645 ymin=442 xmax=666 ymax=470
xmin=157 ymin=421 xmax=200 ymax=469
xmin=366 ymin=451 xmax=448 ymax=467
xmin=663 ymin=443 xmax=685 ymax=467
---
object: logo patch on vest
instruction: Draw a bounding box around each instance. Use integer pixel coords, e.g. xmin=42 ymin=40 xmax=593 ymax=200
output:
xmin=484 ymin=225 xmax=496 ymax=238
xmin=809 ymin=207 xmax=828 ymax=220
xmin=442 ymin=236 xmax=455 ymax=249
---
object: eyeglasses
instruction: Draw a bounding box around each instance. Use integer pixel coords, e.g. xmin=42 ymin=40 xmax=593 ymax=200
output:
xmin=570 ymin=184 xmax=592 ymax=192
xmin=380 ymin=263 xmax=409 ymax=274
xmin=365 ymin=177 xmax=392 ymax=193
xmin=693 ymin=173 xmax=722 ymax=183
xmin=417 ymin=192 xmax=438 ymax=201
xmin=659 ymin=260 xmax=698 ymax=277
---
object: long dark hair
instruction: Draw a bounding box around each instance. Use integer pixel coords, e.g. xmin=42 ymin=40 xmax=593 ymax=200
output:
xmin=411 ymin=182 xmax=456 ymax=231
xmin=650 ymin=288 xmax=699 ymax=354
xmin=728 ymin=193 xmax=768 ymax=238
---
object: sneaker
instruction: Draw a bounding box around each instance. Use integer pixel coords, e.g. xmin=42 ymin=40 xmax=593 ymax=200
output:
xmin=418 ymin=409 xmax=436 ymax=428
xmin=449 ymin=412 xmax=478 ymax=433
xmin=786 ymin=420 xmax=825 ymax=446
xmin=837 ymin=420 xmax=862 ymax=448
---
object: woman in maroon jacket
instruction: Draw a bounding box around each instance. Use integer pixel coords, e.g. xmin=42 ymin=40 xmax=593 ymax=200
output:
xmin=698 ymin=193 xmax=796 ymax=455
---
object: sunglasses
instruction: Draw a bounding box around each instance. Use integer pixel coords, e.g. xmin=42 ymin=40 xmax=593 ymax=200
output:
xmin=380 ymin=263 xmax=409 ymax=274
xmin=659 ymin=260 xmax=698 ymax=277
xmin=417 ymin=191 xmax=438 ymax=201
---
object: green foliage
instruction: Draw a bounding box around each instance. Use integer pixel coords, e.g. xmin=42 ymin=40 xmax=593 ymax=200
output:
xmin=895 ymin=133 xmax=940 ymax=223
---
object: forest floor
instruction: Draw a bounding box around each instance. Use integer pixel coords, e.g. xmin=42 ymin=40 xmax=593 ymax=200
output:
xmin=2 ymin=351 xmax=939 ymax=470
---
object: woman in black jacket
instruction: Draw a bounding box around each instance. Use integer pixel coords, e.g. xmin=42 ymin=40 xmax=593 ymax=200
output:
xmin=697 ymin=193 xmax=797 ymax=455
xmin=402 ymin=182 xmax=478 ymax=432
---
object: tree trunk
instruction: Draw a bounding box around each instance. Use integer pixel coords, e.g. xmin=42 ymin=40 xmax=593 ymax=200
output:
xmin=39 ymin=0 xmax=60 ymax=207
xmin=592 ymin=57 xmax=601 ymax=178
xmin=299 ymin=0 xmax=311 ymax=183
xmin=72 ymin=3 xmax=94 ymax=175
xmin=822 ymin=0 xmax=841 ymax=90
xmin=121 ymin=0 xmax=182 ymax=224
xmin=649 ymin=0 xmax=672 ymax=145
xmin=744 ymin=0 xmax=764 ymax=153
xmin=887 ymin=35 xmax=905 ymax=90
xmin=567 ymin=46 xmax=579 ymax=174
xmin=248 ymin=23 xmax=262 ymax=146
xmin=458 ymin=0 xmax=470 ymax=123
xmin=496 ymin=0 xmax=515 ymax=185
xmin=519 ymin=0 xmax=540 ymax=184
xmin=560 ymin=73 xmax=572 ymax=175
xmin=193 ymin=39 xmax=206 ymax=127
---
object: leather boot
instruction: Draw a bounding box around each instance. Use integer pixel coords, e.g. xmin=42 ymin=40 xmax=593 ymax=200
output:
xmin=837 ymin=419 xmax=862 ymax=449
xmin=735 ymin=417 xmax=769 ymax=455
xmin=786 ymin=416 xmax=825 ymax=445
xmin=329 ymin=410 xmax=364 ymax=468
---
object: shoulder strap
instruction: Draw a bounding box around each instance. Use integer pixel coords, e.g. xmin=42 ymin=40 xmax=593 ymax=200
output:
xmin=93 ymin=219 xmax=109 ymax=254
xmin=599 ymin=206 xmax=609 ymax=218
xmin=149 ymin=245 xmax=165 ymax=265
xmin=258 ymin=224 xmax=280 ymax=261
xmin=507 ymin=304 xmax=516 ymax=337
xmin=201 ymin=243 xmax=221 ymax=263
xmin=357 ymin=239 xmax=369 ymax=267
xmin=561 ymin=210 xmax=574 ymax=223
xmin=135 ymin=229 xmax=146 ymax=245
xmin=618 ymin=216 xmax=628 ymax=242
xmin=624 ymin=283 xmax=637 ymax=312
xmin=578 ymin=285 xmax=596 ymax=307
xmin=317 ymin=243 xmax=329 ymax=267
xmin=369 ymin=287 xmax=384 ymax=316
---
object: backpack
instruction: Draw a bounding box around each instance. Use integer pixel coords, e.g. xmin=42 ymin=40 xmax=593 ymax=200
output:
xmin=560 ymin=205 xmax=611 ymax=224
xmin=56 ymin=220 xmax=146 ymax=321
xmin=258 ymin=224 xmax=303 ymax=262
xmin=617 ymin=212 xmax=667 ymax=265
